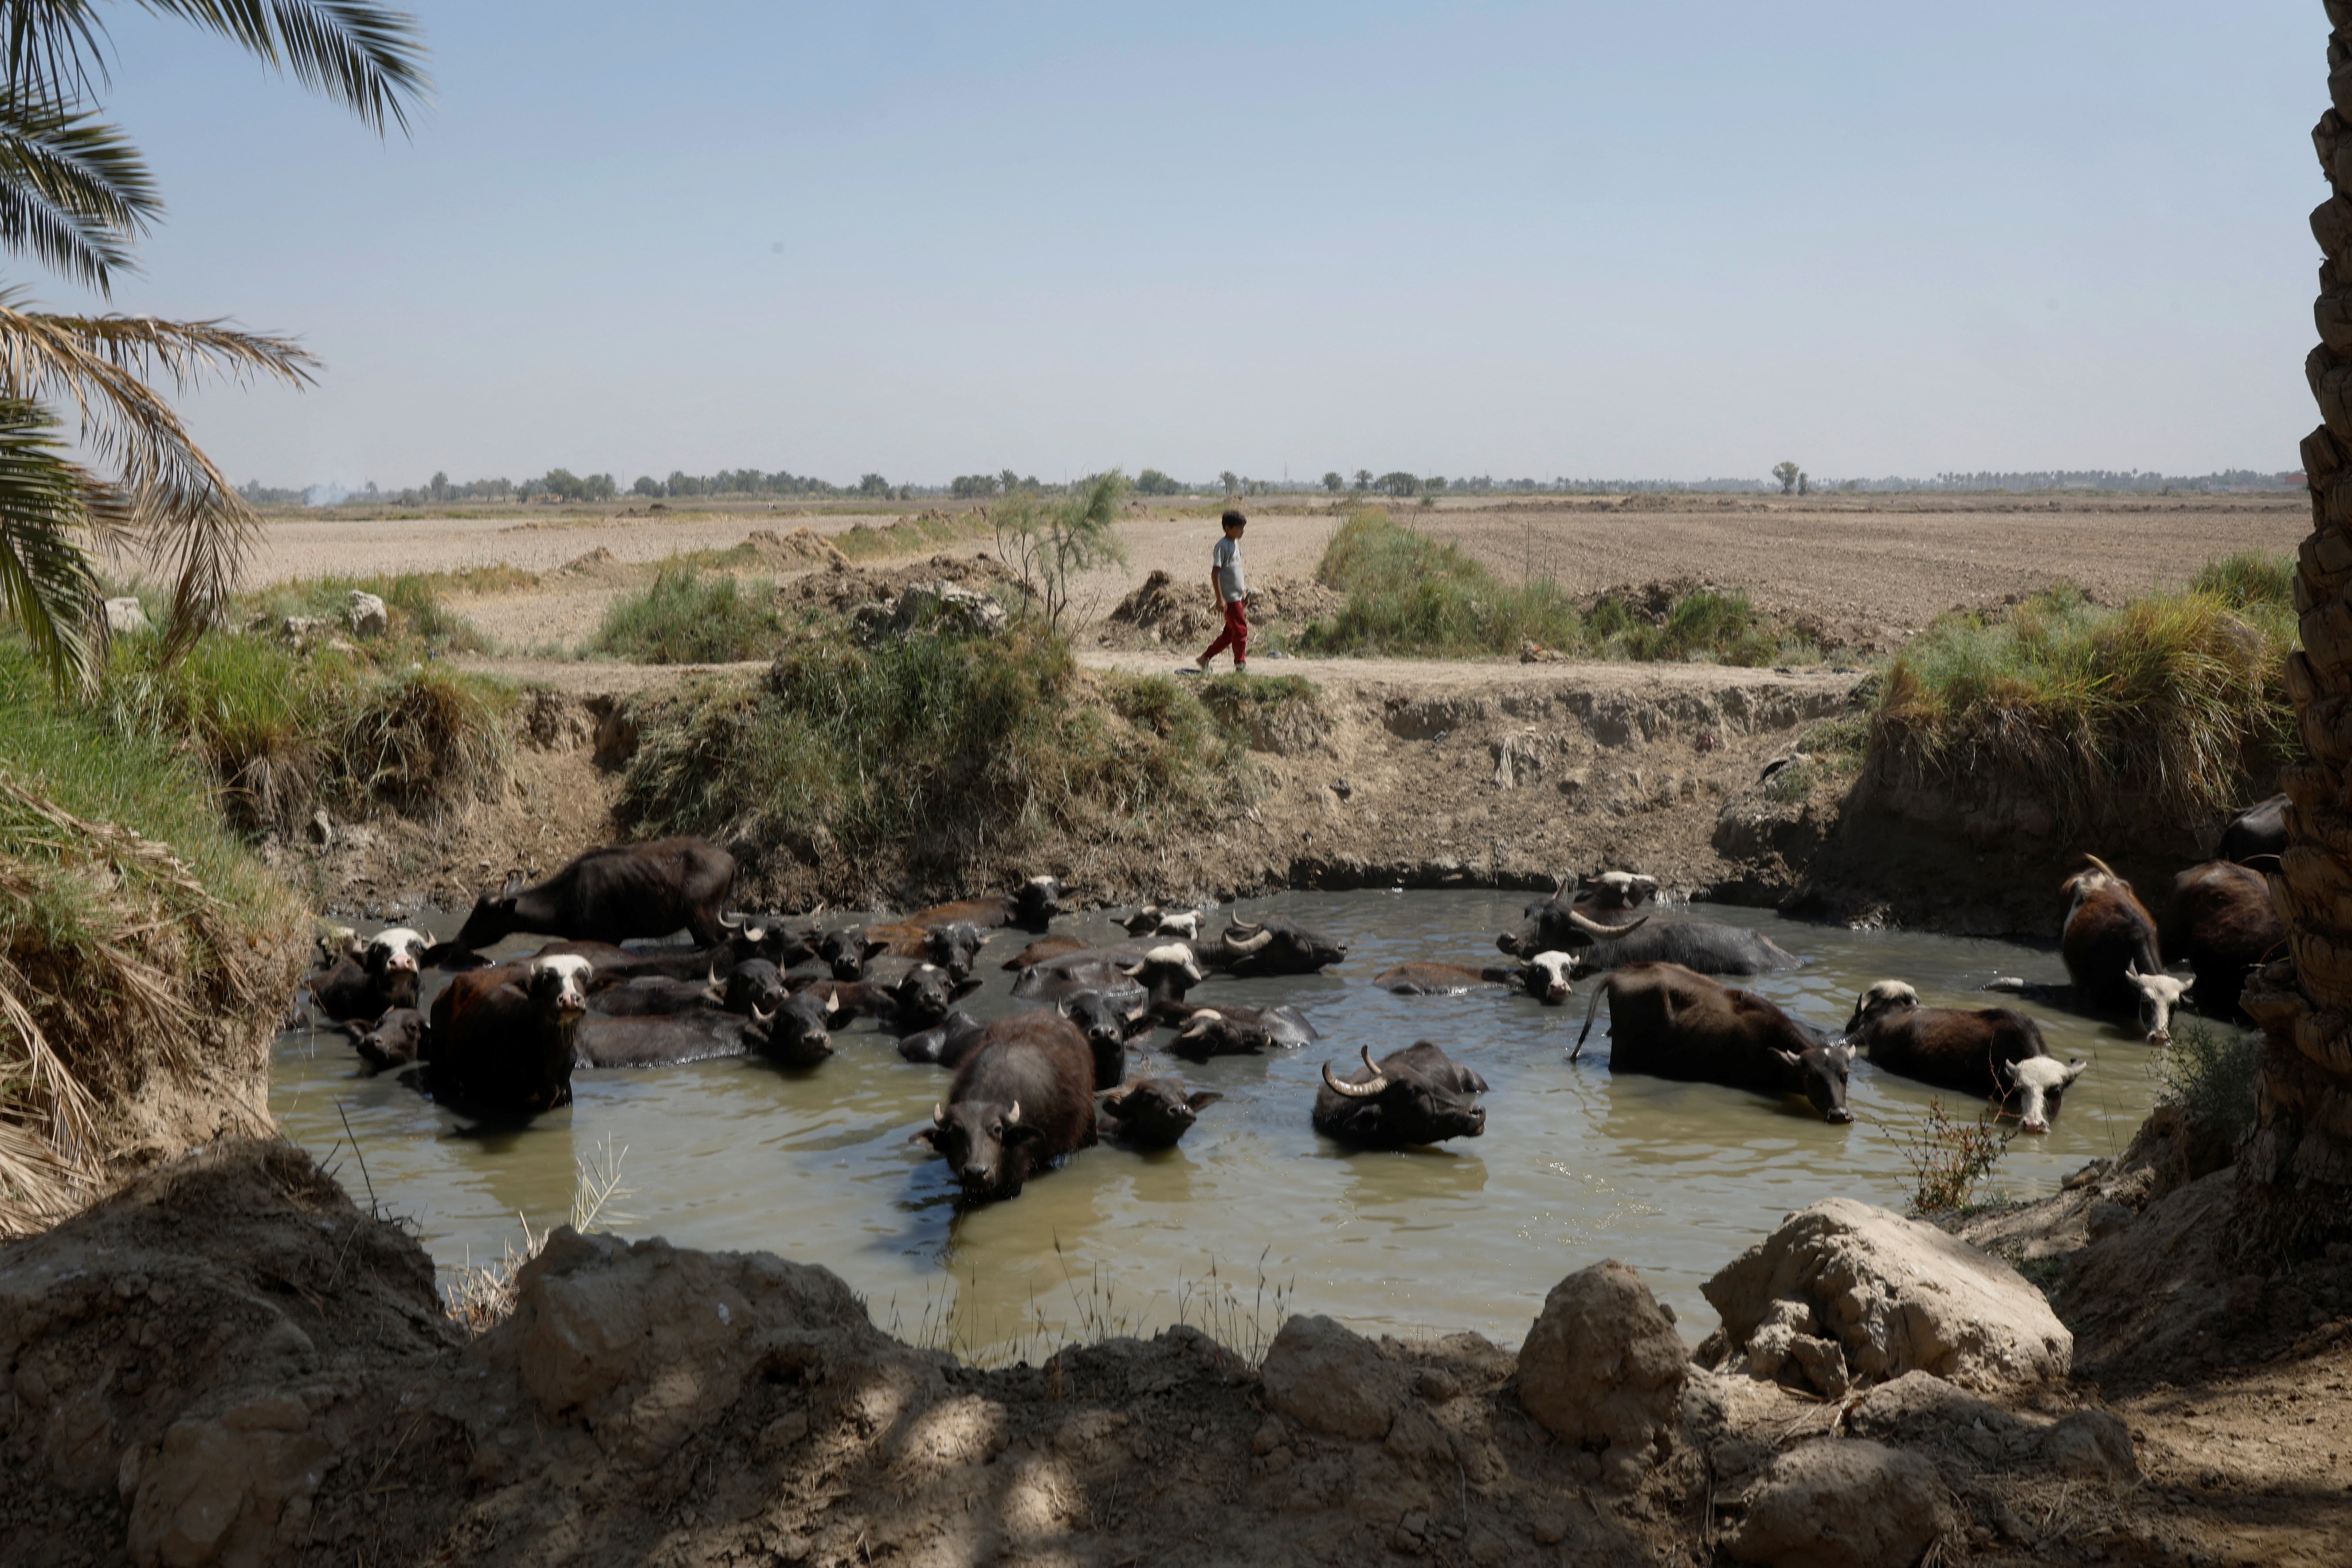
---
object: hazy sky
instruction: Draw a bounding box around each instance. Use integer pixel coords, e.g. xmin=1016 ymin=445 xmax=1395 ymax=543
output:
xmin=58 ymin=1 xmax=2323 ymax=490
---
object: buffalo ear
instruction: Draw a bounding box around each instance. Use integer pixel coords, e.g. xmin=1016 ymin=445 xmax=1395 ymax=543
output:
xmin=861 ymin=937 xmax=890 ymax=960
xmin=909 ymin=1127 xmax=942 ymax=1150
xmin=950 ymin=977 xmax=983 ymax=1001
xmin=1994 ymin=1058 xmax=2017 ymax=1085
xmin=1186 ymin=1091 xmax=1224 ymax=1112
xmin=1772 ymin=1048 xmax=1804 ymax=1068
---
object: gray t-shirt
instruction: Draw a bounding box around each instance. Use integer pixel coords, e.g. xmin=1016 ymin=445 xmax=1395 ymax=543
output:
xmin=1213 ymin=534 xmax=1245 ymax=601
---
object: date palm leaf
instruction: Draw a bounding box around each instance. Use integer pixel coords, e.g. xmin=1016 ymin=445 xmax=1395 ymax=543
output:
xmin=0 ymin=296 xmax=315 ymax=656
xmin=0 ymin=394 xmax=124 ymax=689
xmin=0 ymin=88 xmax=155 ymax=293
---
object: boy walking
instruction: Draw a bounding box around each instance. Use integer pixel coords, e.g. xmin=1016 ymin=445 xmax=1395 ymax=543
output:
xmin=1194 ymin=508 xmax=1248 ymax=673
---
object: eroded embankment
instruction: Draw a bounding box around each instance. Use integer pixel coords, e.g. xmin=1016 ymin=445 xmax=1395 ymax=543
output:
xmin=6 ymin=1138 xmax=2291 ymax=1568
xmin=308 ymin=660 xmax=1867 ymax=920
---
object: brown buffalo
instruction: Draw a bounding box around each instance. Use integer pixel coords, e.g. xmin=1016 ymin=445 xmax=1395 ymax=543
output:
xmin=2061 ymin=855 xmax=2190 ymax=1042
xmin=1844 ymin=980 xmax=2085 ymax=1133
xmin=910 ymin=1010 xmax=1098 ymax=1201
xmin=2158 ymin=859 xmax=2285 ymax=1020
xmin=1574 ymin=961 xmax=1851 ymax=1123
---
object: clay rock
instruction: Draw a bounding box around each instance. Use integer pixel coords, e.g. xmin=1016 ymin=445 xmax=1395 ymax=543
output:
xmin=1516 ymin=1260 xmax=1687 ymax=1482
xmin=485 ymin=1228 xmax=936 ymax=1465
xmin=1703 ymin=1197 xmax=2071 ymax=1392
xmin=1258 ymin=1314 xmax=1402 ymax=1440
xmin=892 ymin=580 xmax=1006 ymax=638
xmin=126 ymin=1399 xmax=335 ymax=1568
xmin=344 ymin=590 xmax=388 ymax=639
xmin=104 ymin=596 xmax=152 ymax=636
xmin=1722 ymin=1438 xmax=1953 ymax=1568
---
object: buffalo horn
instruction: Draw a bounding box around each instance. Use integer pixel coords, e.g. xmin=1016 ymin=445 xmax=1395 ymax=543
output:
xmin=719 ymin=910 xmax=747 ymax=930
xmin=1568 ymin=909 xmax=1648 ymax=939
xmin=750 ymin=1003 xmax=775 ymax=1026
xmin=1006 ymin=1099 xmax=1021 ymax=1126
xmin=500 ymin=874 xmax=521 ymax=899
xmin=1179 ymin=1010 xmax=1222 ymax=1038
xmin=932 ymin=1102 xmax=946 ymax=1127
xmin=1222 ymin=922 xmax=1275 ymax=955
xmin=1321 ymin=1045 xmax=1387 ymax=1098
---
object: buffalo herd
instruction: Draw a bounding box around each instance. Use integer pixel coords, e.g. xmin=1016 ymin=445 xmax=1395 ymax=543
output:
xmin=305 ymin=797 xmax=2287 ymax=1204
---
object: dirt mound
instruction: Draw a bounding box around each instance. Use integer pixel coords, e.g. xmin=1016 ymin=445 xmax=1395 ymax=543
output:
xmin=775 ymin=551 xmax=1021 ymax=618
xmin=1101 ymin=571 xmax=1345 ymax=649
xmin=742 ymin=526 xmax=849 ymax=571
xmin=554 ymin=546 xmax=632 ymax=585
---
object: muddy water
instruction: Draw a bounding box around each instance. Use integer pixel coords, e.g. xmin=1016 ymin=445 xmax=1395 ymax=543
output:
xmin=271 ymin=893 xmax=2166 ymax=1358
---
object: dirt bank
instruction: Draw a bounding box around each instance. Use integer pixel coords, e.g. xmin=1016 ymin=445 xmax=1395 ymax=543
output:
xmin=7 ymin=1138 xmax=2345 ymax=1568
xmin=304 ymin=653 xmax=1863 ymax=920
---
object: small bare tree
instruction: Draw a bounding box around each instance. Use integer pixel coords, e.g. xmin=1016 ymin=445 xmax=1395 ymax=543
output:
xmin=994 ymin=470 xmax=1130 ymax=631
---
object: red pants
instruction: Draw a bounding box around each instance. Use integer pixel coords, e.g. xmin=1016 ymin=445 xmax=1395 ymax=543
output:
xmin=1201 ymin=597 xmax=1248 ymax=666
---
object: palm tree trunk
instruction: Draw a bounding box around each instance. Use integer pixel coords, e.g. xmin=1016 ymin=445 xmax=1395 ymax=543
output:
xmin=2236 ymin=2 xmax=2352 ymax=1254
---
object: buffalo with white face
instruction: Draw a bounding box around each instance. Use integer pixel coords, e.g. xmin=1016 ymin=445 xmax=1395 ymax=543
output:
xmin=1844 ymin=979 xmax=2087 ymax=1134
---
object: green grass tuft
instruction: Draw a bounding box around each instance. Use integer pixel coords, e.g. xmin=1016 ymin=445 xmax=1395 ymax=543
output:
xmin=1873 ymin=573 xmax=2296 ymax=836
xmin=590 ymin=564 xmax=788 ymax=664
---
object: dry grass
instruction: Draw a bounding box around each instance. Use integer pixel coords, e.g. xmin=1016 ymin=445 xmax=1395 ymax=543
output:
xmin=444 ymin=1135 xmax=631 ymax=1332
xmin=1902 ymin=1098 xmax=2017 ymax=1216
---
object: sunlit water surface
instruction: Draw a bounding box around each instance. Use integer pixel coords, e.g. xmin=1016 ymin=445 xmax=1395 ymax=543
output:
xmin=272 ymin=892 xmax=2163 ymax=1357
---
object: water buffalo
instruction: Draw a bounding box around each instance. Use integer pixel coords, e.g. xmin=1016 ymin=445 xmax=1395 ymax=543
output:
xmin=1372 ymin=961 xmax=1507 ymax=995
xmin=574 ymin=1010 xmax=757 ymax=1068
xmin=1313 ymin=1042 xmax=1489 ymax=1149
xmin=909 ymin=1011 xmax=1098 ymax=1201
xmin=2061 ymin=855 xmax=2190 ymax=1043
xmin=1119 ymin=906 xmax=1205 ymax=941
xmin=808 ymin=963 xmax=980 ymax=1033
xmin=1498 ymin=952 xmax=1577 ymax=1006
xmin=861 ymin=918 xmax=989 ymax=978
xmin=453 ymin=838 xmax=739 ymax=950
xmin=1169 ymin=1009 xmax=1273 ymax=1058
xmin=530 ymin=931 xmax=792 ymax=992
xmin=422 ymin=955 xmax=592 ymax=1118
xmin=305 ymin=926 xmax=428 ymax=1021
xmin=2214 ymin=793 xmax=2288 ymax=868
xmin=1208 ymin=916 xmax=1348 ymax=977
xmin=1496 ymin=902 xmax=1797 ymax=976
xmin=1010 ymin=944 xmax=1203 ymax=1009
xmin=896 ymin=876 xmax=1067 ymax=935
xmin=2158 ymin=859 xmax=2285 ymax=1019
xmin=1843 ymin=980 xmax=2085 ymax=1134
xmin=1573 ymin=961 xmax=1851 ymax=1123
xmin=742 ymin=991 xmax=837 ymax=1068
xmin=1001 ymin=934 xmax=1091 ymax=971
xmin=1158 ymin=1000 xmax=1321 ymax=1050
xmin=585 ymin=956 xmax=788 ymax=1019
xmin=341 ymin=1006 xmax=427 ymax=1073
xmin=1058 ymin=989 xmax=1153 ymax=1073
xmin=1097 ymin=1077 xmax=1221 ymax=1150
xmin=1578 ymin=871 xmax=1660 ymax=911
xmin=898 ymin=1008 xmax=988 ymax=1067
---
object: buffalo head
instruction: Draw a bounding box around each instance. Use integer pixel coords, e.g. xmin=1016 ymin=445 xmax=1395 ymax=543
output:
xmin=1173 ymin=1009 xmax=1273 ymax=1058
xmin=1998 ymin=1053 xmax=2088 ymax=1134
xmin=721 ymin=958 xmax=790 ymax=1016
xmin=1317 ymin=1043 xmax=1488 ymax=1146
xmin=1774 ymin=1036 xmax=1853 ymax=1124
xmin=1581 ymin=871 xmax=1659 ymax=910
xmin=748 ymin=991 xmax=835 ymax=1068
xmin=1059 ymin=989 xmax=1148 ymax=1081
xmin=1843 ymin=978 xmax=1920 ymax=1036
xmin=2125 ymin=963 xmax=2190 ymax=1045
xmin=892 ymin=964 xmax=982 ymax=1030
xmin=1517 ymin=951 xmax=1575 ymax=1005
xmin=1496 ymin=901 xmax=1648 ymax=961
xmin=527 ymin=954 xmax=593 ymax=1017
xmin=1120 ymin=943 xmax=1206 ymax=1005
xmin=818 ymin=927 xmax=883 ymax=981
xmin=914 ymin=1097 xmax=1041 ymax=1199
xmin=1098 ymin=1078 xmax=1221 ymax=1150
xmin=453 ymin=879 xmax=526 ymax=952
xmin=924 ymin=922 xmax=987 ymax=980
xmin=1218 ymin=916 xmax=1347 ymax=975
xmin=1015 ymin=875 xmax=1066 ymax=926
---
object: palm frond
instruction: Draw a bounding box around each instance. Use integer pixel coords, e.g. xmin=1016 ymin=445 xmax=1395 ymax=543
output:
xmin=0 ymin=2 xmax=111 ymax=114
xmin=0 ymin=298 xmax=314 ymax=656
xmin=0 ymin=88 xmax=157 ymax=292
xmin=138 ymin=1 xmax=430 ymax=134
xmin=0 ymin=394 xmax=120 ymax=689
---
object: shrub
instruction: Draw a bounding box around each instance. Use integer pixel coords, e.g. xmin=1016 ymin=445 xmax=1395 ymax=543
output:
xmin=0 ymin=637 xmax=304 ymax=1233
xmin=591 ymin=564 xmax=787 ymax=664
xmin=1873 ymin=575 xmax=2296 ymax=837
xmin=1902 ymin=1098 xmax=2015 ymax=1215
xmin=237 ymin=572 xmax=496 ymax=655
xmin=2158 ymin=1018 xmax=2260 ymax=1151
xmin=618 ymin=624 xmax=1265 ymax=893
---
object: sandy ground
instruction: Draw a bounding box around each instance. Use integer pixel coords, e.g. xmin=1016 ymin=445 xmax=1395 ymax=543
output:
xmin=239 ymin=491 xmax=2310 ymax=659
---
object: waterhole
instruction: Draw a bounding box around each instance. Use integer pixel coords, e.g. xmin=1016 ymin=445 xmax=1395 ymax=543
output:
xmin=272 ymin=891 xmax=2168 ymax=1357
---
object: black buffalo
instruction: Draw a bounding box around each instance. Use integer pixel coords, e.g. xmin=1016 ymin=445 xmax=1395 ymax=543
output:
xmin=1312 ymin=1042 xmax=1489 ymax=1149
xmin=1158 ymin=1000 xmax=1320 ymax=1051
xmin=1058 ymin=989 xmax=1152 ymax=1075
xmin=421 ymin=955 xmax=593 ymax=1118
xmin=1574 ymin=961 xmax=1851 ymax=1123
xmin=806 ymin=963 xmax=980 ymax=1033
xmin=1843 ymin=980 xmax=2084 ymax=1133
xmin=341 ymin=1006 xmax=427 ymax=1072
xmin=306 ymin=926 xmax=428 ymax=1021
xmin=2158 ymin=859 xmax=2285 ymax=1020
xmin=454 ymin=838 xmax=739 ymax=950
xmin=898 ymin=1008 xmax=989 ymax=1067
xmin=909 ymin=1011 xmax=1098 ymax=1201
xmin=2215 ymin=793 xmax=2288 ymax=868
xmin=1496 ymin=902 xmax=1797 ymax=976
xmin=1372 ymin=961 xmax=1507 ymax=995
xmin=1097 ymin=1077 xmax=1221 ymax=1150
xmin=1206 ymin=916 xmax=1348 ymax=977
xmin=1000 ymin=934 xmax=1091 ymax=971
xmin=1010 ymin=944 xmax=1203 ymax=1009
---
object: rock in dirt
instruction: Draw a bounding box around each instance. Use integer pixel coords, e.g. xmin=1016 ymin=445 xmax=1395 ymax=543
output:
xmin=479 ymin=1226 xmax=940 ymax=1467
xmin=1721 ymin=1438 xmax=1953 ymax=1568
xmin=1844 ymin=1369 xmax=2136 ymax=1481
xmin=1703 ymin=1197 xmax=2070 ymax=1393
xmin=104 ymin=595 xmax=152 ymax=635
xmin=344 ymin=590 xmax=388 ymax=639
xmin=1258 ymin=1314 xmax=1402 ymax=1440
xmin=1515 ymin=1260 xmax=1687 ymax=1484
